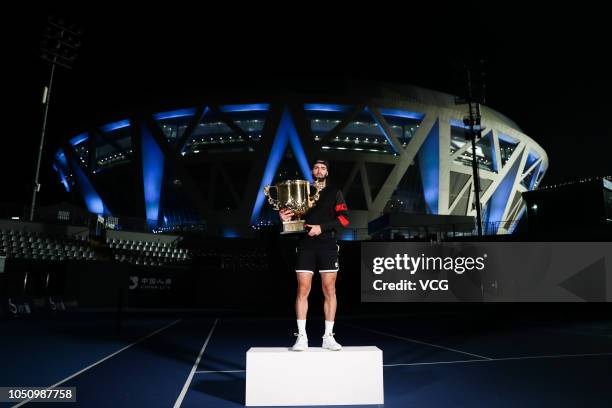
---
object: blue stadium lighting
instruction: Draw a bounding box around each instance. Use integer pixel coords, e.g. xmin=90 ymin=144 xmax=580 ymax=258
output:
xmin=57 ymin=168 xmax=70 ymax=192
xmin=53 ymin=93 xmax=546 ymax=240
xmin=55 ymin=150 xmax=69 ymax=168
xmin=59 ymin=174 xmax=70 ymax=192
xmin=303 ymin=104 xmax=351 ymax=113
xmin=54 ymin=150 xmax=71 ymax=192
xmin=141 ymin=124 xmax=165 ymax=227
xmin=508 ymin=206 xmax=526 ymax=234
xmin=498 ymin=132 xmax=519 ymax=144
xmin=70 ymin=132 xmax=88 ymax=146
xmin=377 ymin=108 xmax=425 ymax=120
xmin=525 ymin=151 xmax=540 ymax=172
xmin=418 ymin=120 xmax=440 ymax=214
xmin=100 ymin=119 xmax=130 ymax=132
xmin=450 ymin=119 xmax=465 ymax=128
xmin=338 ymin=230 xmax=355 ymax=241
xmin=250 ymin=108 xmax=312 ymax=224
xmin=481 ymin=131 xmax=500 ymax=173
xmin=68 ymin=156 xmax=110 ymax=215
xmin=528 ymin=162 xmax=541 ymax=190
xmin=485 ymin=152 xmax=522 ymax=227
xmin=153 ymin=108 xmax=197 ymax=120
xmin=101 ymin=119 xmax=130 ymax=133
xmin=52 ymin=163 xmax=70 ymax=192
xmin=369 ymin=110 xmax=400 ymax=154
xmin=219 ymin=104 xmax=270 ymax=112
xmin=287 ymin=117 xmax=313 ymax=180
xmin=176 ymin=107 xmax=210 ymax=153
xmin=222 ymin=227 xmax=240 ymax=238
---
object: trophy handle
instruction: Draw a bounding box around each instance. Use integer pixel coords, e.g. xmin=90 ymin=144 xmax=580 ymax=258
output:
xmin=308 ymin=180 xmax=322 ymax=208
xmin=263 ymin=185 xmax=280 ymax=210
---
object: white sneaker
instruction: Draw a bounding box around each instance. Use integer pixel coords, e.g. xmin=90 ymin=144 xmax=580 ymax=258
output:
xmin=322 ymin=332 xmax=342 ymax=351
xmin=292 ymin=332 xmax=308 ymax=351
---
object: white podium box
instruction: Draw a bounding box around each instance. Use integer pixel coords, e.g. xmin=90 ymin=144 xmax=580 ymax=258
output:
xmin=245 ymin=346 xmax=384 ymax=406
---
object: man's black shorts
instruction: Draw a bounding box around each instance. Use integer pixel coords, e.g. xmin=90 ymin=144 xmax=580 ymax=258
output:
xmin=295 ymin=244 xmax=340 ymax=274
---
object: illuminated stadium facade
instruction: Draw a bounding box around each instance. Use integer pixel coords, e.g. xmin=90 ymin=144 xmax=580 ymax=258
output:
xmin=52 ymin=81 xmax=548 ymax=238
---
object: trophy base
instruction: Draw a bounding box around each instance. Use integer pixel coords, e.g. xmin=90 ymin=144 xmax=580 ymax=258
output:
xmin=281 ymin=220 xmax=307 ymax=235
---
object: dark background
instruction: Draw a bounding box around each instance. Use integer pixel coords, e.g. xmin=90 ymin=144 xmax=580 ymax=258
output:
xmin=3 ymin=4 xmax=610 ymax=215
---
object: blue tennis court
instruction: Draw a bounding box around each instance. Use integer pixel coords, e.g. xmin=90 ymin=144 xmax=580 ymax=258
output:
xmin=2 ymin=311 xmax=612 ymax=407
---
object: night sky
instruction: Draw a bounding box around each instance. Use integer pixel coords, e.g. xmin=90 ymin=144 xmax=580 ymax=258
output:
xmin=3 ymin=5 xmax=610 ymax=215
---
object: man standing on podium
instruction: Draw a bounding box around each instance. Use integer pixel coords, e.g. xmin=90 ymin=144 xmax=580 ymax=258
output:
xmin=279 ymin=159 xmax=350 ymax=351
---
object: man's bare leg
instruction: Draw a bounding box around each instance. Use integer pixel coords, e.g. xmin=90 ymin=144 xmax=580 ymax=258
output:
xmin=321 ymin=272 xmax=337 ymax=321
xmin=292 ymin=272 xmax=313 ymax=351
xmin=295 ymin=272 xmax=313 ymax=320
xmin=321 ymin=272 xmax=342 ymax=350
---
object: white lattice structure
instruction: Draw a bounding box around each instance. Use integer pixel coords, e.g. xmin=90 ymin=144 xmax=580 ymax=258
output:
xmin=53 ymin=81 xmax=547 ymax=236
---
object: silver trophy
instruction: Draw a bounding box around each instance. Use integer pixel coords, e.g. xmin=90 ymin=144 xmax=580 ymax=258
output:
xmin=264 ymin=179 xmax=322 ymax=234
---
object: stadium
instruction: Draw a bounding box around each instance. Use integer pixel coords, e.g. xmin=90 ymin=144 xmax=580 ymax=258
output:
xmin=51 ymin=81 xmax=548 ymax=237
xmin=3 ymin=15 xmax=612 ymax=407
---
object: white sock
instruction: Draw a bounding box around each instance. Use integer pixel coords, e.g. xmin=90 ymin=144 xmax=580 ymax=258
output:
xmin=324 ymin=320 xmax=334 ymax=336
xmin=297 ymin=319 xmax=307 ymax=336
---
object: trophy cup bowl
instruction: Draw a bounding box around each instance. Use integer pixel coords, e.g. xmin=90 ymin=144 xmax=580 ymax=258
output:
xmin=263 ymin=180 xmax=321 ymax=234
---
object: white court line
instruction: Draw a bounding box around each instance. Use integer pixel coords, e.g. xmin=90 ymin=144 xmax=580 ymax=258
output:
xmin=542 ymin=328 xmax=612 ymax=338
xmin=342 ymin=322 xmax=492 ymax=360
xmin=383 ymin=351 xmax=612 ymax=367
xmin=191 ymin=351 xmax=612 ymax=374
xmin=173 ymin=318 xmax=219 ymax=408
xmin=11 ymin=319 xmax=182 ymax=408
